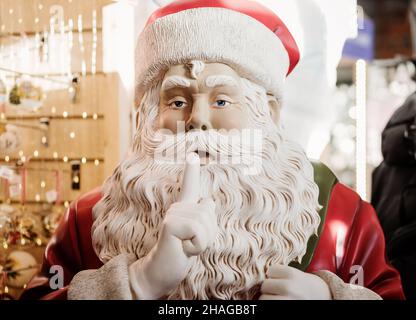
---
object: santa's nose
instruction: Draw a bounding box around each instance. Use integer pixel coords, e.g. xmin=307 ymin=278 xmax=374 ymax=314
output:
xmin=186 ymin=99 xmax=212 ymax=131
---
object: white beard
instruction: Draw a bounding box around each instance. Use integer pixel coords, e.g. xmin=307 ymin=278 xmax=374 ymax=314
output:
xmin=92 ymin=78 xmax=321 ymax=300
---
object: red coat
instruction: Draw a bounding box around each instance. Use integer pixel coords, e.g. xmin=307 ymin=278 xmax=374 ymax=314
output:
xmin=21 ymin=182 xmax=405 ymax=300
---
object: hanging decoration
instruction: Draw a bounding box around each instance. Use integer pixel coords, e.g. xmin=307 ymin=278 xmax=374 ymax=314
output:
xmin=8 ymin=79 xmax=44 ymax=111
xmin=18 ymin=80 xmax=43 ymax=110
xmin=8 ymin=84 xmax=21 ymax=106
xmin=0 ymin=204 xmax=14 ymax=249
xmin=0 ymin=124 xmax=20 ymax=155
xmin=43 ymin=208 xmax=63 ymax=238
xmin=68 ymin=76 xmax=80 ymax=103
xmin=2 ymin=250 xmax=38 ymax=288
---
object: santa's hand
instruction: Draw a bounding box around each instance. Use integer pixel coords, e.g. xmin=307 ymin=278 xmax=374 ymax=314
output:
xmin=129 ymin=153 xmax=217 ymax=299
xmin=259 ymin=265 xmax=332 ymax=300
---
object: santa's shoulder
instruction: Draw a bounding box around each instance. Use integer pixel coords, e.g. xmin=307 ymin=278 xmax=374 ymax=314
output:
xmin=293 ymin=161 xmax=375 ymax=271
xmin=310 ymin=160 xmax=362 ymax=212
xmin=311 ymin=160 xmax=370 ymax=232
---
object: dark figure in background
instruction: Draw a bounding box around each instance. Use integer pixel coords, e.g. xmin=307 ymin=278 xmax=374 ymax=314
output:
xmin=372 ymin=92 xmax=416 ymax=300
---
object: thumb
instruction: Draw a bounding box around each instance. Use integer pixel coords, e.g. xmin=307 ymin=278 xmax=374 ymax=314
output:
xmin=179 ymin=153 xmax=200 ymax=203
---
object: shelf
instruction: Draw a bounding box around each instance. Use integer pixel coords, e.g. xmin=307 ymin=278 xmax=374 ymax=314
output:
xmin=4 ymin=114 xmax=104 ymax=120
xmin=0 ymin=157 xmax=104 ymax=163
xmin=0 ymin=27 xmax=103 ymax=39
xmin=0 ymin=200 xmax=70 ymax=205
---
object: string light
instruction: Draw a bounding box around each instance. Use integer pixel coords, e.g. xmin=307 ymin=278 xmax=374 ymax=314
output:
xmin=82 ymin=112 xmax=88 ymax=119
xmin=67 ymin=18 xmax=74 ymax=76
xmin=94 ymin=159 xmax=100 ymax=166
xmin=50 ymin=17 xmax=56 ymax=36
xmin=51 ymin=106 xmax=56 ymax=113
xmin=53 ymin=152 xmax=59 ymax=159
xmin=69 ymin=131 xmax=76 ymax=139
xmin=81 ymin=60 xmax=87 ymax=77
xmin=68 ymin=18 xmax=74 ymax=40
xmin=64 ymin=201 xmax=69 ymax=208
xmin=38 ymin=4 xmax=43 ymax=10
xmin=18 ymin=19 xmax=23 ymax=24
xmin=78 ymin=14 xmax=84 ymax=52
xmin=35 ymin=17 xmax=39 ymax=24
xmin=93 ymin=113 xmax=98 ymax=120
xmin=92 ymin=10 xmax=97 ymax=75
xmin=35 ymin=194 xmax=41 ymax=202
xmin=355 ymin=59 xmax=367 ymax=201
xmin=81 ymin=157 xmax=87 ymax=164
xmin=5 ymin=156 xmax=10 ymax=162
xmin=63 ymin=156 xmax=69 ymax=162
xmin=40 ymin=181 xmax=46 ymax=188
xmin=21 ymin=156 xmax=26 ymax=163
xmin=0 ymin=113 xmax=5 ymax=120
xmin=41 ymin=136 xmax=47 ymax=144
xmin=34 ymin=150 xmax=39 ymax=157
xmin=60 ymin=18 xmax=65 ymax=72
xmin=9 ymin=9 xmax=13 ymax=15
xmin=19 ymin=150 xmax=24 ymax=157
xmin=63 ymin=111 xmax=68 ymax=118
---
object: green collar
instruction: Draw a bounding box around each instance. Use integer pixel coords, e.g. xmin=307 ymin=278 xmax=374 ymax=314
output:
xmin=289 ymin=161 xmax=338 ymax=271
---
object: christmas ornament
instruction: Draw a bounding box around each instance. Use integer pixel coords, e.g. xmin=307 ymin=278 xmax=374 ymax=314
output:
xmin=18 ymin=80 xmax=43 ymax=110
xmin=0 ymin=124 xmax=20 ymax=155
xmin=0 ymin=211 xmax=12 ymax=248
xmin=8 ymin=84 xmax=20 ymax=105
xmin=8 ymin=80 xmax=43 ymax=111
xmin=3 ymin=251 xmax=38 ymax=288
xmin=43 ymin=208 xmax=64 ymax=238
xmin=16 ymin=211 xmax=44 ymax=246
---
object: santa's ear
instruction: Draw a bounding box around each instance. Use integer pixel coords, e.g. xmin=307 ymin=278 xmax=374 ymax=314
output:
xmin=267 ymin=94 xmax=281 ymax=125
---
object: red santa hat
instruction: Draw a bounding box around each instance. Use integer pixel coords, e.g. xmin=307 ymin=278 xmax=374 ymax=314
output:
xmin=135 ymin=0 xmax=302 ymax=105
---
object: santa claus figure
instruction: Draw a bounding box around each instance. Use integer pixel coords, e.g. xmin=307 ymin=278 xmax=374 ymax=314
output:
xmin=22 ymin=0 xmax=404 ymax=300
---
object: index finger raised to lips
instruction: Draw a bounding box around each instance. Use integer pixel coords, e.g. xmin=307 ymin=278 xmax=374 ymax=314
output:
xmin=179 ymin=153 xmax=200 ymax=203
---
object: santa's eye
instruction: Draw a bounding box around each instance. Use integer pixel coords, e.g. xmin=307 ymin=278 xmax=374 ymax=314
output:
xmin=169 ymin=100 xmax=188 ymax=109
xmin=213 ymin=100 xmax=231 ymax=108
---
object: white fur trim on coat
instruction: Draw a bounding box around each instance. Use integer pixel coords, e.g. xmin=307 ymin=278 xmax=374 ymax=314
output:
xmin=135 ymin=7 xmax=289 ymax=106
xmin=68 ymin=254 xmax=136 ymax=300
xmin=314 ymin=270 xmax=383 ymax=300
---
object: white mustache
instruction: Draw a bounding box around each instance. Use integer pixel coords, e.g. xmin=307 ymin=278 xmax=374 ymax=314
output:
xmin=149 ymin=129 xmax=265 ymax=166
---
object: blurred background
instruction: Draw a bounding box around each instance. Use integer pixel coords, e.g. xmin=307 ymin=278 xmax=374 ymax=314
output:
xmin=0 ymin=0 xmax=415 ymax=299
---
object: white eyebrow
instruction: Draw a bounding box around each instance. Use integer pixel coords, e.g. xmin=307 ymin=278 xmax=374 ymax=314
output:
xmin=205 ymin=75 xmax=238 ymax=88
xmin=161 ymin=76 xmax=191 ymax=91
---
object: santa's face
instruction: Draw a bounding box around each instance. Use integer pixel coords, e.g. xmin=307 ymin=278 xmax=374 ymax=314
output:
xmin=155 ymin=62 xmax=279 ymax=166
xmin=158 ymin=63 xmax=251 ymax=133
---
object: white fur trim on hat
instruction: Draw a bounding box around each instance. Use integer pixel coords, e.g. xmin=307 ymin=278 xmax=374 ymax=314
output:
xmin=135 ymin=7 xmax=290 ymax=106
